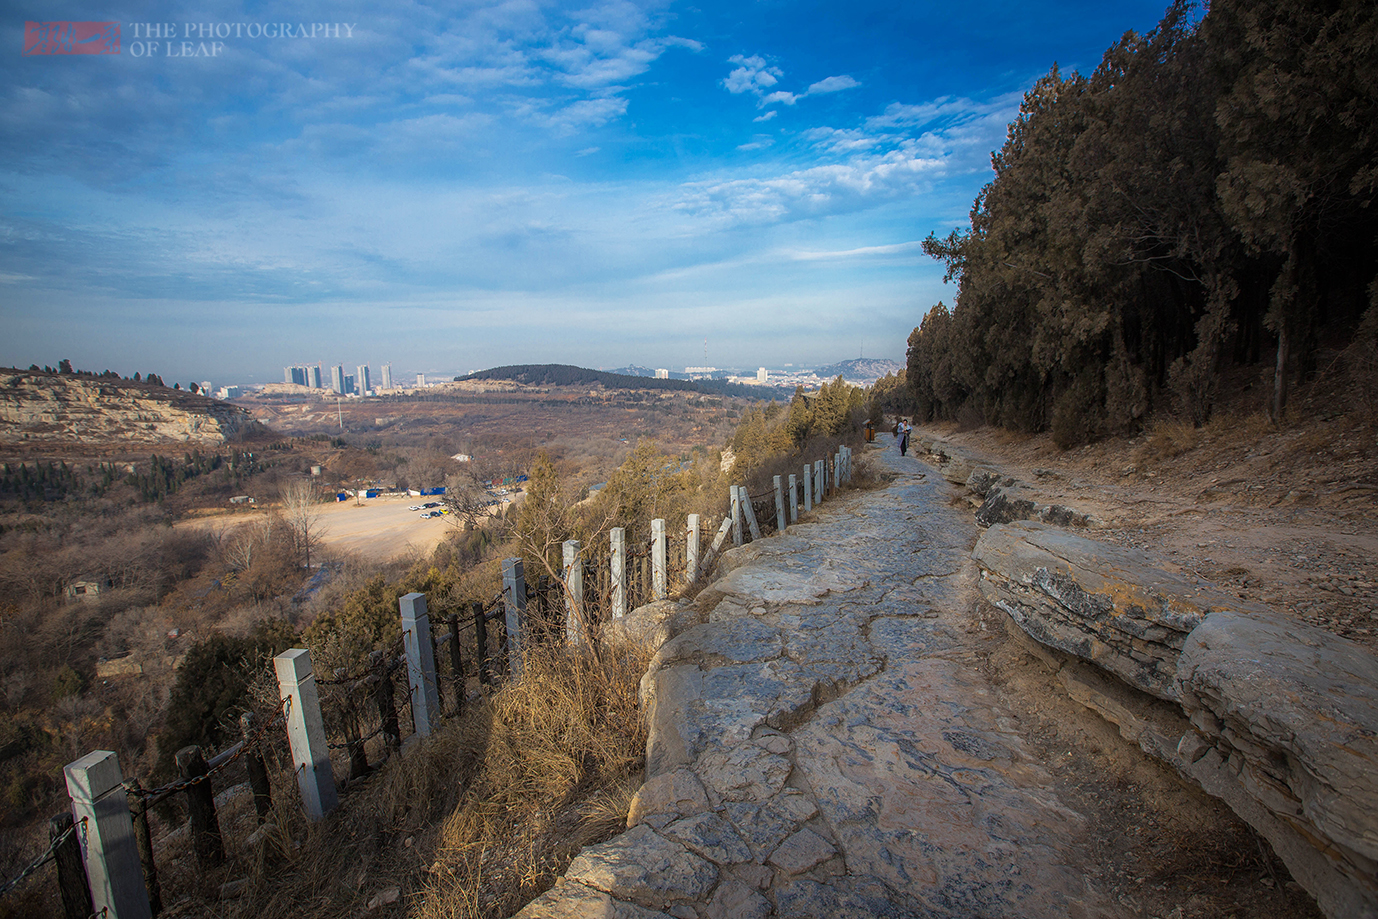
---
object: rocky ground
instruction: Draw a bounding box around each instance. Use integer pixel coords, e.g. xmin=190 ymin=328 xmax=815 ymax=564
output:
xmin=516 ymin=442 xmax=1324 ymax=919
xmin=919 ymin=414 xmax=1378 ymax=654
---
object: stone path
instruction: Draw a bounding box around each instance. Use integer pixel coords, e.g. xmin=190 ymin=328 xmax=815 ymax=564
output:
xmin=517 ymin=444 xmax=1120 ymax=919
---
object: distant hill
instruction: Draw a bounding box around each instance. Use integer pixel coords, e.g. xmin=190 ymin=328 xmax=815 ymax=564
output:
xmin=815 ymin=358 xmax=903 ymax=383
xmin=456 ymin=364 xmax=767 ymax=399
xmin=607 ymin=365 xmax=656 ymax=378
xmin=0 ymin=368 xmax=254 ymax=448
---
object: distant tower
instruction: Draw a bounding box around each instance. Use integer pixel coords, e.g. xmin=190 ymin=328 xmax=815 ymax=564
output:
xmin=356 ymin=364 xmax=371 ymax=395
xmin=310 ymin=364 xmax=323 ymax=389
xmin=380 ymin=363 xmax=393 ymax=391
xmin=330 ymin=364 xmax=345 ymax=394
xmin=757 ymin=367 xmax=767 ymax=384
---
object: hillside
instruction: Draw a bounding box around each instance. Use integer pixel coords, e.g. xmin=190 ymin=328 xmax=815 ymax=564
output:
xmin=0 ymin=369 xmax=253 ymax=452
xmin=815 ymin=357 xmax=902 ymax=383
xmin=456 ymin=363 xmax=766 ymax=398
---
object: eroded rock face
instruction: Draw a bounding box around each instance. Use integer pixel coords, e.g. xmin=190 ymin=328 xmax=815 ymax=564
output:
xmin=973 ymin=520 xmax=1257 ymax=701
xmin=976 ymin=518 xmax=1378 ymax=919
xmin=975 ymin=486 xmax=1090 ymax=529
xmin=1177 ymin=611 xmax=1378 ymax=918
xmin=0 ymin=372 xmax=250 ymax=446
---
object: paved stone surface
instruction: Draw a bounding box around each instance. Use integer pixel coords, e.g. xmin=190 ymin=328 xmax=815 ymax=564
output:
xmin=530 ymin=443 xmax=1119 ymax=918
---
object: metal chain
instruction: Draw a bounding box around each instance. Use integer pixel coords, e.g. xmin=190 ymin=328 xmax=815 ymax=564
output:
xmin=125 ymin=695 xmax=290 ymax=803
xmin=0 ymin=816 xmax=85 ymax=899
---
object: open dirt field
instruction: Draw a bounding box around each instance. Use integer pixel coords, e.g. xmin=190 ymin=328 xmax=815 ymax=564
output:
xmin=184 ymin=493 xmax=518 ymax=561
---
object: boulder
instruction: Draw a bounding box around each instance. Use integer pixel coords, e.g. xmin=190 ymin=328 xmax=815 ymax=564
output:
xmin=973 ymin=520 xmax=1261 ymax=701
xmin=965 ymin=466 xmax=1017 ymax=497
xmin=604 ymin=600 xmax=697 ymax=655
xmin=1177 ymin=611 xmax=1378 ymax=918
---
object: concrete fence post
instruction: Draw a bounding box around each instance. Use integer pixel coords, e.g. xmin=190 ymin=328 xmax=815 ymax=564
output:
xmin=773 ymin=476 xmax=786 ymax=532
xmin=814 ymin=460 xmax=825 ymax=506
xmin=274 ymin=649 xmax=338 ymax=820
xmin=740 ymin=486 xmax=762 ymax=541
xmin=610 ymin=528 xmax=626 ymax=619
xmin=788 ymin=474 xmax=798 ymax=523
xmin=833 ymin=453 xmax=840 ymax=495
xmin=651 ymin=520 xmax=667 ymax=600
xmin=399 ymin=593 xmax=440 ymax=737
xmin=64 ymin=750 xmax=152 ymax=919
xmin=686 ymin=514 xmax=701 ymax=583
xmin=502 ymin=558 xmax=527 ymax=679
xmin=562 ymin=540 xmax=584 ymax=646
xmin=803 ymin=464 xmax=813 ymax=513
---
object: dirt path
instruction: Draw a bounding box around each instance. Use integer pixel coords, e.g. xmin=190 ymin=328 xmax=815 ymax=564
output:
xmin=519 ymin=442 xmax=1319 ymax=918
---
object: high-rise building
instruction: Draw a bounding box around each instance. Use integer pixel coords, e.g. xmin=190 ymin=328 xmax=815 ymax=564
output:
xmin=344 ymin=374 xmax=355 ymax=395
xmin=416 ymin=373 xmax=427 ymax=388
xmin=380 ymin=363 xmax=393 ymax=390
xmin=356 ymin=364 xmax=371 ymax=395
xmin=655 ymin=369 xmax=669 ymax=379
xmin=330 ymin=364 xmax=345 ymax=394
xmin=310 ymin=365 xmax=323 ymax=389
xmin=757 ymin=367 xmax=768 ymax=384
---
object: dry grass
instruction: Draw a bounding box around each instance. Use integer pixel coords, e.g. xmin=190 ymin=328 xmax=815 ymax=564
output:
xmin=205 ymin=640 xmax=650 ymax=919
xmin=414 ymin=642 xmax=648 ymax=919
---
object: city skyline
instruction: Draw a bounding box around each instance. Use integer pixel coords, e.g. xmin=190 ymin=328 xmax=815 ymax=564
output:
xmin=2 ymin=1 xmax=1175 ymax=383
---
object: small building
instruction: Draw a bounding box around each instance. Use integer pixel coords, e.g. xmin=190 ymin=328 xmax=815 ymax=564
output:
xmin=66 ymin=574 xmax=113 ymax=602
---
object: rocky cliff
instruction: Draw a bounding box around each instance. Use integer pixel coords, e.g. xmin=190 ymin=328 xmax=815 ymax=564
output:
xmin=0 ymin=370 xmax=252 ymax=447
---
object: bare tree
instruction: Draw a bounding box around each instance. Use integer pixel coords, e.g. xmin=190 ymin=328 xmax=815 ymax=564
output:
xmin=281 ymin=478 xmax=322 ymax=570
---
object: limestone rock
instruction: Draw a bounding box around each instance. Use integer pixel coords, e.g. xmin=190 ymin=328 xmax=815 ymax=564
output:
xmin=1177 ymin=610 xmax=1378 ymax=916
xmin=973 ymin=520 xmax=1260 ymax=701
xmin=628 ymin=769 xmax=711 ymax=829
xmin=975 ymin=485 xmax=1089 ymax=529
xmin=705 ymin=877 xmax=772 ymax=919
xmin=661 ymin=811 xmax=754 ymax=865
xmin=767 ymin=827 xmax=836 ymax=874
xmin=651 ymin=619 xmax=783 ymax=670
xmin=0 ymin=371 xmax=250 ymax=446
xmin=511 ymin=879 xmax=676 ymax=919
xmin=965 ymin=466 xmax=1017 ymax=497
xmin=565 ymin=824 xmax=718 ymax=909
xmin=694 ymin=741 xmax=792 ymax=805
xmin=604 ymin=600 xmax=697 ymax=655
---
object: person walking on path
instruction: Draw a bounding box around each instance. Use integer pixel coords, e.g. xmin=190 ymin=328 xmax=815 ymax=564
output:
xmin=898 ymin=419 xmax=910 ymax=456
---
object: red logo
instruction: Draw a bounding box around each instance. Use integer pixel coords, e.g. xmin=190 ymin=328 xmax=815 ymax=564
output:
xmin=24 ymin=22 xmax=121 ymax=55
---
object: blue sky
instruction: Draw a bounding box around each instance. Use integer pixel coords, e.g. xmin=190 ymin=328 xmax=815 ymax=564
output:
xmin=1 ymin=0 xmax=1173 ymax=386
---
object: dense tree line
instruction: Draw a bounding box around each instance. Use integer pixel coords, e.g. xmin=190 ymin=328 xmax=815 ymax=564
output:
xmin=909 ymin=0 xmax=1377 ymax=444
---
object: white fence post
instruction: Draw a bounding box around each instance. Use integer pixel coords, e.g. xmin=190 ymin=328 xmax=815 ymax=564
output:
xmin=788 ymin=474 xmax=798 ymax=523
xmin=273 ymin=649 xmax=338 ymax=820
xmin=803 ymin=464 xmax=813 ymax=513
xmin=651 ymin=520 xmax=667 ymax=600
xmin=686 ymin=514 xmax=701 ymax=583
xmin=64 ymin=751 xmax=152 ymax=919
xmin=399 ymin=592 xmax=440 ymax=738
xmin=740 ymin=486 xmax=762 ymax=541
xmin=814 ymin=460 xmax=825 ymax=506
xmin=563 ymin=539 xmax=585 ymax=646
xmin=610 ymin=527 xmax=626 ymax=619
xmin=502 ymin=558 xmax=527 ymax=679
xmin=731 ymin=486 xmax=743 ymax=547
xmin=833 ymin=452 xmax=840 ymax=494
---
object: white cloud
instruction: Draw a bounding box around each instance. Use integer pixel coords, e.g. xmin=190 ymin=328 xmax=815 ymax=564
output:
xmin=736 ymin=136 xmax=774 ymax=151
xmin=806 ymin=75 xmax=860 ymax=95
xmin=753 ymin=111 xmax=778 ymax=123
xmin=761 ymin=91 xmax=798 ymax=107
xmin=723 ymin=55 xmax=782 ymax=95
xmin=675 ymin=148 xmax=945 ymax=225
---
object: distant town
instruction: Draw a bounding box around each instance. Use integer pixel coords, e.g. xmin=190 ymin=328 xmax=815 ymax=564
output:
xmin=203 ymin=357 xmax=902 ymax=403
